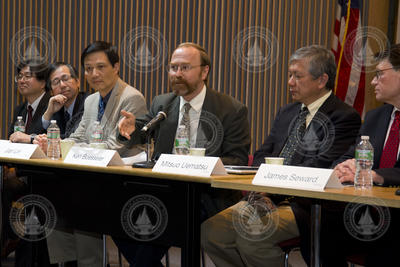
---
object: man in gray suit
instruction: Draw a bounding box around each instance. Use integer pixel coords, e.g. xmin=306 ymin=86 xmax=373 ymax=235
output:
xmin=66 ymin=41 xmax=147 ymax=157
xmin=35 ymin=41 xmax=148 ymax=267
xmin=37 ymin=41 xmax=147 ymax=157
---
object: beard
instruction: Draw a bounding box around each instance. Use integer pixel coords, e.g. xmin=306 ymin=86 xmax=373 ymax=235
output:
xmin=169 ymin=77 xmax=197 ymax=96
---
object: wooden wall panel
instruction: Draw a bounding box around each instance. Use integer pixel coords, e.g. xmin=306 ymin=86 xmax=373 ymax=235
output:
xmin=0 ymin=0 xmax=338 ymax=153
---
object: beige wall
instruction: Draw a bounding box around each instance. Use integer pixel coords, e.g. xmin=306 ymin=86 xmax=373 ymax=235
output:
xmin=2 ymin=0 xmax=393 ymax=152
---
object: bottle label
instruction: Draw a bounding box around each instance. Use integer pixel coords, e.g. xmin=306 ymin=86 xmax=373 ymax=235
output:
xmin=91 ymin=131 xmax=103 ymax=142
xmin=355 ymin=149 xmax=373 ymax=161
xmin=14 ymin=126 xmax=25 ymax=133
xmin=175 ymin=137 xmax=190 ymax=148
xmin=48 ymin=131 xmax=60 ymax=139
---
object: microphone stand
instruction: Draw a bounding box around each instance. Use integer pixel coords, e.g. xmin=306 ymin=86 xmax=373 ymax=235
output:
xmin=132 ymin=131 xmax=156 ymax=168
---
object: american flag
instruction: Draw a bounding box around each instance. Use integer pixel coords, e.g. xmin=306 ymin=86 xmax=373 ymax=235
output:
xmin=331 ymin=0 xmax=365 ymax=116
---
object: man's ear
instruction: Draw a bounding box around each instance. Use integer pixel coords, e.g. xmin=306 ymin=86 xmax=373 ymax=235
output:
xmin=113 ymin=62 xmax=120 ymax=74
xmin=202 ymin=65 xmax=210 ymax=81
xmin=318 ymin=73 xmax=329 ymax=89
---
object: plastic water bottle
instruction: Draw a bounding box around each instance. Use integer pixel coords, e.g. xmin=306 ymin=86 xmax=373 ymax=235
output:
xmin=89 ymin=121 xmax=104 ymax=148
xmin=47 ymin=120 xmax=61 ymax=160
xmin=175 ymin=125 xmax=190 ymax=155
xmin=354 ymin=136 xmax=374 ymax=189
xmin=14 ymin=116 xmax=25 ymax=133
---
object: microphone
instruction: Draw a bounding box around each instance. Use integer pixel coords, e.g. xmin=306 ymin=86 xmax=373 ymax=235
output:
xmin=141 ymin=111 xmax=167 ymax=132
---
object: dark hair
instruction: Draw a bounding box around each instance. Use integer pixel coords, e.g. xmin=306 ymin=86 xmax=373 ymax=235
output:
xmin=175 ymin=42 xmax=211 ymax=81
xmin=374 ymin=44 xmax=400 ymax=70
xmin=289 ymin=45 xmax=336 ymax=90
xmin=46 ymin=62 xmax=79 ymax=89
xmin=17 ymin=59 xmax=49 ymax=91
xmin=80 ymin=41 xmax=119 ymax=67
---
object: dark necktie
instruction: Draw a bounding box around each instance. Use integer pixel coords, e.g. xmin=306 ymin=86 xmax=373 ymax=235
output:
xmin=379 ymin=111 xmax=400 ymax=168
xmin=280 ymin=107 xmax=309 ymax=165
xmin=98 ymin=98 xmax=105 ymax=122
xmin=180 ymin=103 xmax=191 ymax=138
xmin=64 ymin=110 xmax=70 ymax=123
xmin=25 ymin=105 xmax=33 ymax=132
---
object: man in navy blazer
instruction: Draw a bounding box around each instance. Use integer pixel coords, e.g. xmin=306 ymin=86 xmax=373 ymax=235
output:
xmin=335 ymin=46 xmax=400 ymax=186
xmin=41 ymin=62 xmax=87 ymax=139
xmin=331 ymin=44 xmax=400 ymax=267
xmin=202 ymin=45 xmax=361 ymax=267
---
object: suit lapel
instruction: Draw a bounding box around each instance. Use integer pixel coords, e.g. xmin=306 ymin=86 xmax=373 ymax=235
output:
xmin=373 ymin=105 xmax=393 ymax=166
xmin=26 ymin=91 xmax=50 ymax=134
xmin=20 ymin=103 xmax=28 ymax=122
xmin=156 ymin=96 xmax=180 ymax=155
xmin=101 ymin=79 xmax=123 ymax=125
xmin=291 ymin=94 xmax=336 ymax=164
xmin=72 ymin=92 xmax=84 ymax=116
xmin=195 ymin=89 xmax=217 ymax=154
xmin=278 ymin=104 xmax=303 ymax=155
xmin=305 ymin=94 xmax=336 ymax=138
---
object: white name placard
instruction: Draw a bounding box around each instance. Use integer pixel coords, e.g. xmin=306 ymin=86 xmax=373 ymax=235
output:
xmin=252 ymin=164 xmax=343 ymax=191
xmin=64 ymin=147 xmax=123 ymax=166
xmin=0 ymin=141 xmax=46 ymax=159
xmin=152 ymin=154 xmax=227 ymax=177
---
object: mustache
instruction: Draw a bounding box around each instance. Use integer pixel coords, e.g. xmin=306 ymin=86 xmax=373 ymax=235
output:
xmin=170 ymin=77 xmax=189 ymax=86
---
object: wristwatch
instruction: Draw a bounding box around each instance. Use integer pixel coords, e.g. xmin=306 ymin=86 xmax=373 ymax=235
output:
xmin=30 ymin=134 xmax=37 ymax=144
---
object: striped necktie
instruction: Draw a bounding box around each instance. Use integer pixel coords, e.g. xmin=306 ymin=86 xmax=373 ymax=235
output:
xmin=280 ymin=107 xmax=309 ymax=165
xmin=180 ymin=103 xmax=191 ymax=138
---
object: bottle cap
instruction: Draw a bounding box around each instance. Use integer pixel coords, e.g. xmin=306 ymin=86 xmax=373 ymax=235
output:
xmin=51 ymin=120 xmax=57 ymax=124
xmin=94 ymin=121 xmax=100 ymax=125
xmin=17 ymin=116 xmax=22 ymax=120
xmin=361 ymin=135 xmax=369 ymax=140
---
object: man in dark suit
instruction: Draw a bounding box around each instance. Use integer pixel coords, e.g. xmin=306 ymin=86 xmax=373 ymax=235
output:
xmin=201 ymin=45 xmax=361 ymax=267
xmin=8 ymin=60 xmax=51 ymax=142
xmin=38 ymin=62 xmax=103 ymax=267
xmin=41 ymin=62 xmax=87 ymax=139
xmin=117 ymin=42 xmax=250 ymax=267
xmin=331 ymin=44 xmax=400 ymax=267
xmin=3 ymin=60 xmax=51 ymax=266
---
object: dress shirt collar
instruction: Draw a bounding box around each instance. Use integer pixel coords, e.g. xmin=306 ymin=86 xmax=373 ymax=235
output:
xmin=179 ymin=85 xmax=206 ymax=113
xmin=100 ymin=88 xmax=113 ymax=106
xmin=65 ymin=98 xmax=76 ymax=117
xmin=27 ymin=92 xmax=46 ymax=115
xmin=390 ymin=106 xmax=400 ymax=118
xmin=301 ymin=90 xmax=332 ymax=118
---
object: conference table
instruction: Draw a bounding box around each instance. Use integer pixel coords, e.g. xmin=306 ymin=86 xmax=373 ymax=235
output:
xmin=2 ymin=156 xmax=400 ymax=267
xmin=211 ymin=176 xmax=400 ymax=267
xmin=0 ymin=156 xmax=243 ymax=267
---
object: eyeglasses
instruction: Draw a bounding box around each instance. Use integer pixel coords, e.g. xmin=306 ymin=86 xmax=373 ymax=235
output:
xmin=167 ymin=64 xmax=204 ymax=73
xmin=375 ymin=67 xmax=395 ymax=80
xmin=51 ymin=74 xmax=73 ymax=87
xmin=14 ymin=72 xmax=34 ymax=82
xmin=288 ymin=72 xmax=307 ymax=81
